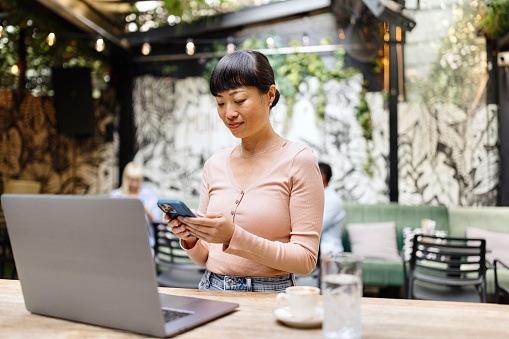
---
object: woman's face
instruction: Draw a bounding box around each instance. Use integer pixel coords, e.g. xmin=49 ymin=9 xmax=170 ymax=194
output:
xmin=215 ymin=85 xmax=276 ymax=139
xmin=127 ymin=176 xmax=142 ymax=193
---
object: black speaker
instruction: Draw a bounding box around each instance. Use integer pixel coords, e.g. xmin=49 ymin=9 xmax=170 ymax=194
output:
xmin=52 ymin=67 xmax=95 ymax=137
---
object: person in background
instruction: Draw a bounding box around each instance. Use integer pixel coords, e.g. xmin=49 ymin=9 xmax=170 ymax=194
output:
xmin=318 ymin=162 xmax=345 ymax=254
xmin=111 ymin=161 xmax=162 ymax=247
xmin=165 ymin=50 xmax=324 ymax=292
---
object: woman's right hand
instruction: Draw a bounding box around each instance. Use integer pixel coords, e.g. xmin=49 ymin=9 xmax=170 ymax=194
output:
xmin=163 ymin=214 xmax=198 ymax=247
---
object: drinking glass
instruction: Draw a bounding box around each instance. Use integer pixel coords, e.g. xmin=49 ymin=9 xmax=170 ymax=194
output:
xmin=321 ymin=252 xmax=362 ymax=339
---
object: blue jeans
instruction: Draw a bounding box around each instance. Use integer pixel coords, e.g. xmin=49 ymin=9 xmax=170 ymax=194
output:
xmin=199 ymin=270 xmax=295 ymax=292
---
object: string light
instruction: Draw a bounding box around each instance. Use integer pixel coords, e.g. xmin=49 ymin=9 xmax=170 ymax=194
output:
xmin=46 ymin=32 xmax=56 ymax=46
xmin=227 ymin=36 xmax=235 ymax=54
xmin=186 ymin=38 xmax=195 ymax=56
xmin=95 ymin=37 xmax=105 ymax=52
xmin=266 ymin=37 xmax=275 ymax=49
xmin=338 ymin=28 xmax=346 ymax=40
xmin=0 ymin=25 xmax=4 ymax=38
xmin=302 ymin=32 xmax=309 ymax=46
xmin=141 ymin=42 xmax=151 ymax=55
xmin=10 ymin=64 xmax=19 ymax=75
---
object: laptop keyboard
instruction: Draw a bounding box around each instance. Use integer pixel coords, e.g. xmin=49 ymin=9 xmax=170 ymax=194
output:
xmin=162 ymin=308 xmax=193 ymax=323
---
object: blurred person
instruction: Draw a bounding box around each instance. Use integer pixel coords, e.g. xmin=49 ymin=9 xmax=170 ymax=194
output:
xmin=165 ymin=50 xmax=324 ymax=292
xmin=111 ymin=161 xmax=162 ymax=247
xmin=318 ymin=162 xmax=345 ymax=254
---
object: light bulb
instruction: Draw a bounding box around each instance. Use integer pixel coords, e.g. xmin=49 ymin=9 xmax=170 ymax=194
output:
xmin=302 ymin=33 xmax=309 ymax=46
xmin=10 ymin=64 xmax=19 ymax=75
xmin=46 ymin=32 xmax=56 ymax=46
xmin=186 ymin=39 xmax=195 ymax=56
xmin=141 ymin=42 xmax=151 ymax=55
xmin=266 ymin=37 xmax=275 ymax=49
xmin=95 ymin=38 xmax=105 ymax=52
xmin=227 ymin=36 xmax=235 ymax=54
xmin=227 ymin=43 xmax=235 ymax=54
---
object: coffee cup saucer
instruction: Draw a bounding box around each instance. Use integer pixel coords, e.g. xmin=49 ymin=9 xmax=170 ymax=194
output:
xmin=273 ymin=306 xmax=323 ymax=328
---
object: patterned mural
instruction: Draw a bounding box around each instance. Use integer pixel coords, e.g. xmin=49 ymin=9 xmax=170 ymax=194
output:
xmin=0 ymin=89 xmax=118 ymax=195
xmin=132 ymin=73 xmax=497 ymax=207
xmin=0 ymin=74 xmax=497 ymax=207
xmin=398 ymin=102 xmax=498 ymax=206
xmin=0 ymin=1 xmax=495 ymax=207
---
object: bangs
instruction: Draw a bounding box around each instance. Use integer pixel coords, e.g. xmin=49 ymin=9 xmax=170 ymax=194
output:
xmin=209 ymin=52 xmax=259 ymax=96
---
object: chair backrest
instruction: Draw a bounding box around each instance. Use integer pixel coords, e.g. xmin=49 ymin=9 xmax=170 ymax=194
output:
xmin=494 ymin=259 xmax=509 ymax=304
xmin=152 ymin=223 xmax=204 ymax=288
xmin=407 ymin=234 xmax=487 ymax=300
xmin=153 ymin=223 xmax=201 ymax=269
xmin=0 ymin=206 xmax=16 ymax=279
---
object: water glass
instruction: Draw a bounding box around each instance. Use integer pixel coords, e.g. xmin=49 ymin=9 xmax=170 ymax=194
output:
xmin=321 ymin=252 xmax=362 ymax=339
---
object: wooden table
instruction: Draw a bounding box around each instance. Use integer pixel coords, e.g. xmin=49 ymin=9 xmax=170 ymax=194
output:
xmin=1 ymin=279 xmax=508 ymax=338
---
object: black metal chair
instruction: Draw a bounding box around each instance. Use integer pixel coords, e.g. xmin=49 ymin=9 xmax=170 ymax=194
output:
xmin=0 ymin=209 xmax=17 ymax=279
xmin=494 ymin=259 xmax=509 ymax=304
xmin=152 ymin=223 xmax=204 ymax=289
xmin=407 ymin=234 xmax=487 ymax=303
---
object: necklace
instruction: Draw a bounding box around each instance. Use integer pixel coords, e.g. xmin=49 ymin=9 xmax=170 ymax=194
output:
xmin=240 ymin=137 xmax=281 ymax=158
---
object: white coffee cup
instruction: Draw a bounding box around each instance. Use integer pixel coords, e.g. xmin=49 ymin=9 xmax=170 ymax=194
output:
xmin=276 ymin=286 xmax=320 ymax=320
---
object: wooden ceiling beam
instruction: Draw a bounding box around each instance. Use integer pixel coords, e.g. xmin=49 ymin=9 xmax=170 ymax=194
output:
xmin=34 ymin=0 xmax=127 ymax=48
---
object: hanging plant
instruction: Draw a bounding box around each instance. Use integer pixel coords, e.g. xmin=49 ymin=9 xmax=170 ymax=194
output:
xmin=0 ymin=0 xmax=110 ymax=95
xmin=478 ymin=0 xmax=509 ymax=40
xmin=356 ymin=81 xmax=374 ymax=176
xmin=162 ymin=0 xmax=240 ymax=22
xmin=275 ymin=39 xmax=359 ymax=120
xmin=204 ymin=36 xmax=358 ymax=121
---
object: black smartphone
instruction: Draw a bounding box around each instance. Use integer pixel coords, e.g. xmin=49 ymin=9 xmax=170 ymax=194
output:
xmin=157 ymin=199 xmax=196 ymax=219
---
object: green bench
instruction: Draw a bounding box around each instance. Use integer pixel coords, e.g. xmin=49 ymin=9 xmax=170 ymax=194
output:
xmin=341 ymin=203 xmax=509 ymax=298
xmin=341 ymin=203 xmax=449 ymax=287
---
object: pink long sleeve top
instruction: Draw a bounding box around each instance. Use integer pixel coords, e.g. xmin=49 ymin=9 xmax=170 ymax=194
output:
xmin=184 ymin=141 xmax=324 ymax=277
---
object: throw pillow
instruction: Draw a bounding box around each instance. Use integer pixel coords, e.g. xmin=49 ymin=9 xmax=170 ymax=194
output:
xmin=466 ymin=227 xmax=509 ymax=265
xmin=346 ymin=222 xmax=401 ymax=261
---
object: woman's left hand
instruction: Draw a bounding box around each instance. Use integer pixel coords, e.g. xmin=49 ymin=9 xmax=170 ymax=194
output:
xmin=179 ymin=212 xmax=235 ymax=245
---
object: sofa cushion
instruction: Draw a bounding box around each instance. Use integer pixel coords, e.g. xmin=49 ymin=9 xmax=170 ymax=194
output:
xmin=466 ymin=227 xmax=509 ymax=265
xmin=346 ymin=222 xmax=401 ymax=261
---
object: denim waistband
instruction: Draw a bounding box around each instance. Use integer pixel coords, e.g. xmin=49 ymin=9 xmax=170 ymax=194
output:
xmin=199 ymin=270 xmax=295 ymax=292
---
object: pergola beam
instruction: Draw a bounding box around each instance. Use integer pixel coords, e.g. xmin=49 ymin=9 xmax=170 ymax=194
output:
xmin=34 ymin=0 xmax=126 ymax=48
xmin=123 ymin=0 xmax=332 ymax=46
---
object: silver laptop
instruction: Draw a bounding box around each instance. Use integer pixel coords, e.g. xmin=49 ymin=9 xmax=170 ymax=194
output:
xmin=1 ymin=194 xmax=238 ymax=337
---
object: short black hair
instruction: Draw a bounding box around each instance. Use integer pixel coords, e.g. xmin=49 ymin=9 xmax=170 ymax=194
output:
xmin=318 ymin=162 xmax=333 ymax=183
xmin=209 ymin=50 xmax=280 ymax=108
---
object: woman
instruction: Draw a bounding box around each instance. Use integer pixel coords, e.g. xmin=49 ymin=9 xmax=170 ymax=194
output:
xmin=166 ymin=50 xmax=324 ymax=292
xmin=111 ymin=162 xmax=162 ymax=246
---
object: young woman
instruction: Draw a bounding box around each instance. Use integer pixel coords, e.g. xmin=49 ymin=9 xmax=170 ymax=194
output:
xmin=166 ymin=50 xmax=324 ymax=292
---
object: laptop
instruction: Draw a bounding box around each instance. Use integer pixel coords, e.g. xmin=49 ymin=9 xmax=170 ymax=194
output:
xmin=1 ymin=194 xmax=238 ymax=337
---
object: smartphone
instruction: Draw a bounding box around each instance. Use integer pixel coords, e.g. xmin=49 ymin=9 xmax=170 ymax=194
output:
xmin=157 ymin=199 xmax=196 ymax=219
